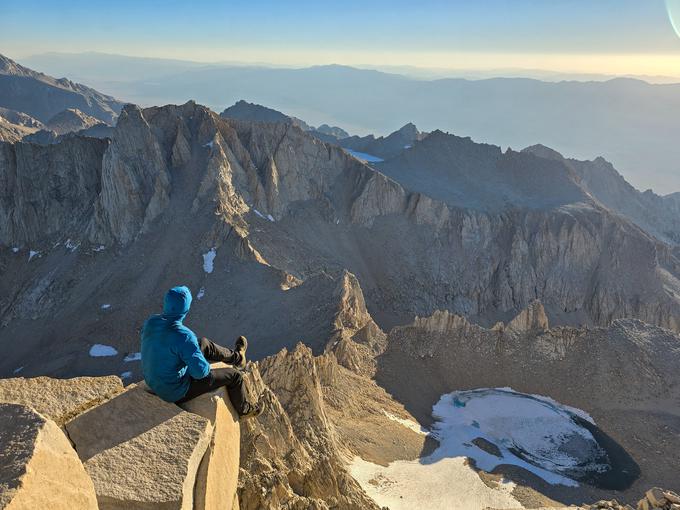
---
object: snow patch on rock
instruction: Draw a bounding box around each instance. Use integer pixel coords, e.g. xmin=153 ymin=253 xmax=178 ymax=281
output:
xmin=344 ymin=149 xmax=384 ymax=163
xmin=89 ymin=344 xmax=118 ymax=357
xmin=65 ymin=239 xmax=80 ymax=251
xmin=123 ymin=352 xmax=141 ymax=362
xmin=202 ymin=248 xmax=216 ymax=274
xmin=382 ymin=410 xmax=429 ymax=436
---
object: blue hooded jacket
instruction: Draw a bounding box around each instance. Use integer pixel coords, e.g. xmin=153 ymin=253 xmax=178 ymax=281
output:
xmin=141 ymin=286 xmax=210 ymax=402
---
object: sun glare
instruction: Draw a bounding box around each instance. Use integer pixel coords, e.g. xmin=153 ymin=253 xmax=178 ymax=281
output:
xmin=668 ymin=0 xmax=680 ymax=38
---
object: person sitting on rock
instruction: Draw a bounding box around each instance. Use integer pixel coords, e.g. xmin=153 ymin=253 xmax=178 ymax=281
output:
xmin=140 ymin=285 xmax=263 ymax=418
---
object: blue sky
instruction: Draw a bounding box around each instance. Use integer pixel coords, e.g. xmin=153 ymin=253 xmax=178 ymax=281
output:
xmin=2 ymin=0 xmax=680 ymax=74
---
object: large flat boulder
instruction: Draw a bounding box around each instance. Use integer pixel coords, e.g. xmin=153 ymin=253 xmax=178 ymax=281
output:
xmin=65 ymin=384 xmax=212 ymax=510
xmin=0 ymin=376 xmax=123 ymax=425
xmin=0 ymin=403 xmax=98 ymax=510
xmin=179 ymin=363 xmax=241 ymax=510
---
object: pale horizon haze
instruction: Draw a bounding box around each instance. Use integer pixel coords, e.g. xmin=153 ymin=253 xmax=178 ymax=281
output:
xmin=2 ymin=0 xmax=680 ymax=78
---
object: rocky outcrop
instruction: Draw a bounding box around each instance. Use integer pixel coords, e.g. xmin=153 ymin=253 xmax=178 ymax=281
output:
xmin=0 ymin=108 xmax=42 ymax=130
xmin=44 ymin=108 xmax=104 ymax=135
xmin=635 ymin=488 xmax=680 ymax=510
xmin=179 ymin=363 xmax=241 ymax=510
xmin=239 ymin=346 xmax=380 ymax=510
xmin=506 ymin=299 xmax=549 ymax=333
xmin=0 ymin=374 xmax=241 ymax=510
xmin=325 ymin=271 xmax=386 ymax=375
xmin=586 ymin=488 xmax=680 ymax=510
xmin=66 ymin=384 xmax=212 ymax=510
xmin=21 ymin=107 xmax=109 ymax=144
xmin=238 ymin=343 xmax=431 ymax=510
xmin=0 ymin=117 xmax=38 ymax=143
xmin=0 ymin=375 xmax=123 ymax=425
xmin=239 ymin=346 xmax=371 ymax=510
xmin=0 ymin=403 xmax=98 ymax=510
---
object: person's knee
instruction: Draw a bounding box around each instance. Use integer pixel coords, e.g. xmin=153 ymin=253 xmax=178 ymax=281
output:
xmin=229 ymin=370 xmax=243 ymax=387
xmin=199 ymin=336 xmax=209 ymax=349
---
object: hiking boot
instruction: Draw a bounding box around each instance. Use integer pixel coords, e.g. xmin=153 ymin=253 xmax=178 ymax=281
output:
xmin=234 ymin=335 xmax=248 ymax=368
xmin=240 ymin=400 xmax=264 ymax=420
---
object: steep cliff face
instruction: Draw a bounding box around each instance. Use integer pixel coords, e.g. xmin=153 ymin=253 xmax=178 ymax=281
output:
xmin=239 ymin=345 xmax=379 ymax=510
xmin=0 ymin=137 xmax=108 ymax=246
xmin=91 ymin=104 xmax=170 ymax=244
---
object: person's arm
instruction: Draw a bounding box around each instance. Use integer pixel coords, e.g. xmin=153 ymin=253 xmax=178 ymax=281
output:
xmin=177 ymin=334 xmax=211 ymax=379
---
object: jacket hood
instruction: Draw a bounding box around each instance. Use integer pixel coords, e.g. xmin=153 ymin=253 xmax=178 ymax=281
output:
xmin=163 ymin=286 xmax=192 ymax=319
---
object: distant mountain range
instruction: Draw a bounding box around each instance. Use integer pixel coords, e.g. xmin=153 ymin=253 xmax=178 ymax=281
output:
xmin=13 ymin=51 xmax=680 ymax=193
xmin=0 ymin=54 xmax=122 ymax=144
xmin=0 ymin=54 xmax=123 ymax=125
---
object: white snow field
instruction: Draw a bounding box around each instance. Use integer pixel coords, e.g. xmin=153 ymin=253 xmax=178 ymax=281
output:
xmin=89 ymin=344 xmax=118 ymax=357
xmin=350 ymin=455 xmax=521 ymax=510
xmin=382 ymin=410 xmax=429 ymax=436
xmin=431 ymin=388 xmax=608 ymax=486
xmin=202 ymin=248 xmax=216 ymax=274
xmin=343 ymin=149 xmax=384 ymax=163
xmin=350 ymin=388 xmax=608 ymax=510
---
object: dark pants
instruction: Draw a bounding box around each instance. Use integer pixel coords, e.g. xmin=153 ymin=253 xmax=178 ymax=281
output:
xmin=175 ymin=337 xmax=249 ymax=415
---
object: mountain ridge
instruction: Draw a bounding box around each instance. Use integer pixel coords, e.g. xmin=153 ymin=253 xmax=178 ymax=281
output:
xmin=0 ymin=53 xmax=123 ymax=125
xmin=3 ymin=100 xmax=680 ymax=379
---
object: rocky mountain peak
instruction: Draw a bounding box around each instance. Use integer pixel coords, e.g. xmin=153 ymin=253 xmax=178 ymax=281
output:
xmin=506 ymin=299 xmax=550 ymax=333
xmin=395 ymin=121 xmax=419 ymax=137
xmin=45 ymin=108 xmax=102 ymax=135
xmin=0 ymin=54 xmax=32 ymax=77
xmin=221 ymin=100 xmax=311 ymax=131
xmin=522 ymin=143 xmax=565 ymax=161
